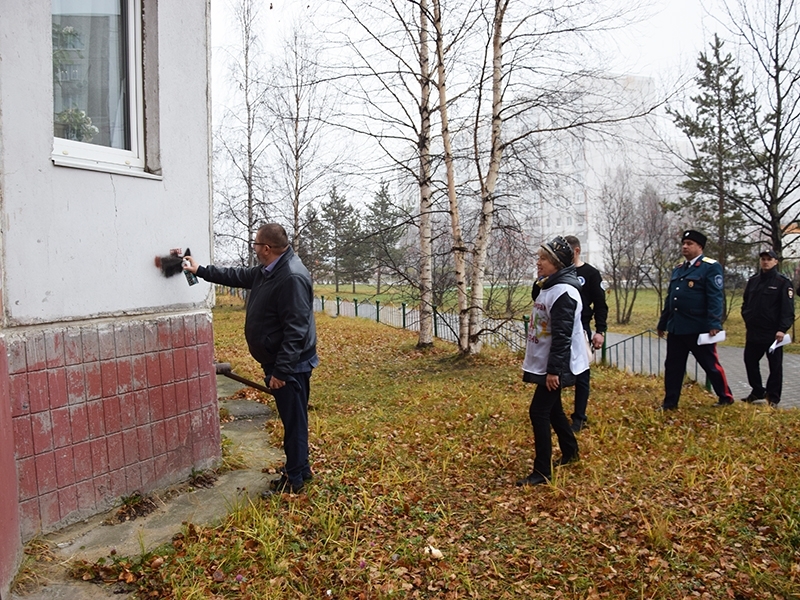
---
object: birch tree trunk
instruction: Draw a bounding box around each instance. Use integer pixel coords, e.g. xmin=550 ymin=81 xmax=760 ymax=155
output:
xmin=417 ymin=0 xmax=434 ymax=347
xmin=431 ymin=0 xmax=469 ymax=353
xmin=467 ymin=0 xmax=507 ymax=354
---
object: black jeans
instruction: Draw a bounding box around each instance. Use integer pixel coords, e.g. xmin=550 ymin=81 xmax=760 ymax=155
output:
xmin=571 ymin=330 xmax=592 ymax=425
xmin=744 ymin=341 xmax=783 ymax=403
xmin=529 ymin=383 xmax=578 ymax=478
xmin=572 ymin=369 xmax=590 ymax=425
xmin=271 ymin=371 xmax=312 ymax=488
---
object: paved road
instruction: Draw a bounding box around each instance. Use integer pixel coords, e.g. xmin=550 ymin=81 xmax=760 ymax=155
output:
xmin=602 ymin=331 xmax=799 ymax=410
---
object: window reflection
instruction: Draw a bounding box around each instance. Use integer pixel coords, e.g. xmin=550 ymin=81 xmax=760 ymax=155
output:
xmin=52 ymin=0 xmax=130 ymax=149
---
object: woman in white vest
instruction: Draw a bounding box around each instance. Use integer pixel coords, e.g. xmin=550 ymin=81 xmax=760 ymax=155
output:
xmin=518 ymin=236 xmax=590 ymax=486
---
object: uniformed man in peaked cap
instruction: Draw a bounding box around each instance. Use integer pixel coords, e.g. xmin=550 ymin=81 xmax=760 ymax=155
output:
xmin=740 ymin=249 xmax=795 ymax=407
xmin=656 ymin=229 xmax=734 ymax=410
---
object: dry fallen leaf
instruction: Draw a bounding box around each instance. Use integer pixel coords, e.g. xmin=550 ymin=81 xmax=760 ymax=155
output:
xmin=424 ymin=545 xmax=444 ymax=560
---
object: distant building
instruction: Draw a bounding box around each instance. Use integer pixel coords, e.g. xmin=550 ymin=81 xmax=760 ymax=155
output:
xmin=0 ymin=1 xmax=218 ymax=594
xmin=523 ymin=75 xmax=680 ymax=272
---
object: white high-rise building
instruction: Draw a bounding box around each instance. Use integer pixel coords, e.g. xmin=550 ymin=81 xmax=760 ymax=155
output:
xmin=524 ymin=75 xmax=680 ymax=272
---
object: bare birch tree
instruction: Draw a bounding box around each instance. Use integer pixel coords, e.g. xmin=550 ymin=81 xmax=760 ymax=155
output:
xmin=430 ymin=0 xmax=474 ymax=351
xmin=329 ymin=0 xmax=652 ymax=352
xmin=267 ymin=23 xmax=335 ymax=253
xmin=331 ymin=0 xmax=436 ymax=347
xmin=460 ymin=0 xmax=652 ymax=352
xmin=214 ymin=0 xmax=274 ymax=266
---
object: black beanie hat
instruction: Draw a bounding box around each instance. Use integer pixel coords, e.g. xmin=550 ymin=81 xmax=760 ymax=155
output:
xmin=540 ymin=236 xmax=574 ymax=268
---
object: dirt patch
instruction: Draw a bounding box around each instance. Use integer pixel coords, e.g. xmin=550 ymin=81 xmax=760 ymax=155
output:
xmin=101 ymin=472 xmax=218 ymax=526
xmin=103 ymin=492 xmax=160 ymax=525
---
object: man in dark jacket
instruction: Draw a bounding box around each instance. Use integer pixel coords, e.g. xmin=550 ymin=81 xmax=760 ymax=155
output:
xmin=564 ymin=235 xmax=608 ymax=432
xmin=741 ymin=249 xmax=795 ymax=407
xmin=657 ymin=229 xmax=733 ymax=410
xmin=185 ymin=224 xmax=318 ymax=495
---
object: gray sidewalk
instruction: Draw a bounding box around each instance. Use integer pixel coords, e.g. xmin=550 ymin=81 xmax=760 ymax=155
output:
xmin=603 ymin=332 xmax=799 ymax=409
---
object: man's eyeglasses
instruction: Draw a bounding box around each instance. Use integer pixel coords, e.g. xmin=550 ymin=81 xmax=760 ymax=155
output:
xmin=252 ymin=242 xmax=269 ymax=250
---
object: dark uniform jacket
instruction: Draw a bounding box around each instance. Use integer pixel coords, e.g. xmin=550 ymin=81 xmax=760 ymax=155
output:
xmin=575 ymin=262 xmax=608 ymax=335
xmin=197 ymin=247 xmax=317 ymax=380
xmin=741 ymin=267 xmax=795 ymax=344
xmin=657 ymin=255 xmax=724 ymax=335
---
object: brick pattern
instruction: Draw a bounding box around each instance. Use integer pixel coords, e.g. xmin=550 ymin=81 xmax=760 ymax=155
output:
xmin=6 ymin=312 xmax=219 ymax=540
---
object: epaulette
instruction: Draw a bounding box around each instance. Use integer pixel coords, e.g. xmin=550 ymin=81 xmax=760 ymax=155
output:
xmin=701 ymin=257 xmax=717 ymax=264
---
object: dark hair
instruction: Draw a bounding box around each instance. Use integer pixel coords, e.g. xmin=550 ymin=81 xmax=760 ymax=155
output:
xmin=256 ymin=223 xmax=289 ymax=249
xmin=564 ymin=235 xmax=581 ymax=251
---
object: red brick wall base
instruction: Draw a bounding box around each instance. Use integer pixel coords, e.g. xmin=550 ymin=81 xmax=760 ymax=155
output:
xmin=1 ymin=310 xmax=220 ymax=549
xmin=0 ymin=338 xmax=22 ymax=600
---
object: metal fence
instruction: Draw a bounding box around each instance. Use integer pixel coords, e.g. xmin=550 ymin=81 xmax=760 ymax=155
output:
xmin=217 ymin=287 xmax=708 ymax=380
xmin=313 ymin=295 xmax=530 ymax=352
xmin=603 ymin=329 xmax=709 ymax=386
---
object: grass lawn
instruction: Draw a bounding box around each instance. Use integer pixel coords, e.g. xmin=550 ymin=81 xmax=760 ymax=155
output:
xmin=88 ymin=302 xmax=800 ymax=599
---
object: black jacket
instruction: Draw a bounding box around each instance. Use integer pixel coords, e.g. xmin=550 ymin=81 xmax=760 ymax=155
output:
xmin=741 ymin=267 xmax=795 ymax=344
xmin=197 ymin=247 xmax=317 ymax=379
xmin=526 ymin=264 xmax=582 ymax=386
xmin=575 ymin=262 xmax=608 ymax=334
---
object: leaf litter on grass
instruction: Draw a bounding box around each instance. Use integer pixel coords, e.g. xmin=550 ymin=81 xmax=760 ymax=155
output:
xmin=74 ymin=310 xmax=800 ymax=599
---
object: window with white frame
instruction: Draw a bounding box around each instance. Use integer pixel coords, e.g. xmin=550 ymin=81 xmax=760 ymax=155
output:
xmin=52 ymin=0 xmax=145 ymax=174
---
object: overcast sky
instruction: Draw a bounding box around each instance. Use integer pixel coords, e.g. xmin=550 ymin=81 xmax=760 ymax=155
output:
xmin=209 ymin=0 xmax=717 ymax=85
xmin=615 ymin=0 xmax=715 ymax=79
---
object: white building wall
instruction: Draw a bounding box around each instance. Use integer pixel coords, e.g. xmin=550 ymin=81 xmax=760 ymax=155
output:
xmin=532 ymin=75 xmax=676 ymax=274
xmin=0 ymin=5 xmax=220 ymax=586
xmin=0 ymin=0 xmax=213 ymax=326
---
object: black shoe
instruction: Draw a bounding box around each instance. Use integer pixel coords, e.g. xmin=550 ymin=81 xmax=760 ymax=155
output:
xmin=268 ymin=474 xmax=289 ymax=491
xmin=741 ymin=393 xmax=765 ymax=403
xmin=516 ymin=472 xmax=550 ymax=486
xmin=570 ymin=419 xmax=587 ymax=433
xmin=712 ymin=399 xmax=734 ymax=408
xmin=656 ymin=405 xmax=677 ymax=412
xmin=556 ymin=454 xmax=579 ymax=467
xmin=261 ymin=479 xmax=304 ymax=498
xmin=270 ymin=469 xmax=313 ymax=490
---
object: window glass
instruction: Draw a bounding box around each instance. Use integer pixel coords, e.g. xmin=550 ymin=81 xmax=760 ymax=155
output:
xmin=52 ymin=0 xmax=130 ymax=150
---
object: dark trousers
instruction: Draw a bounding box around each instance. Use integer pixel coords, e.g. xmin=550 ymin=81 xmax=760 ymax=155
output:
xmin=271 ymin=371 xmax=312 ymax=487
xmin=663 ymin=334 xmax=733 ymax=408
xmin=529 ymin=384 xmax=578 ymax=478
xmin=572 ymin=331 xmax=591 ymax=424
xmin=744 ymin=341 xmax=783 ymax=403
xmin=572 ymin=369 xmax=590 ymax=425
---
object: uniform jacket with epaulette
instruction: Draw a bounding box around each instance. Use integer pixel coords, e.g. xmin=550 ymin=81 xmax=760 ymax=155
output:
xmin=741 ymin=267 xmax=795 ymax=344
xmin=657 ymin=255 xmax=724 ymax=335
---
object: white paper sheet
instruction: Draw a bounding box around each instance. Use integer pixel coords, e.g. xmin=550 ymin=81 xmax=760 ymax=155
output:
xmin=769 ymin=334 xmax=791 ymax=353
xmin=697 ymin=331 xmax=726 ymax=345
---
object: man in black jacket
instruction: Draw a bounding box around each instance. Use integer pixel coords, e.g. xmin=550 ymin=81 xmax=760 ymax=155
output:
xmin=741 ymin=249 xmax=794 ymax=407
xmin=564 ymin=236 xmax=608 ymax=432
xmin=185 ymin=224 xmax=318 ymax=495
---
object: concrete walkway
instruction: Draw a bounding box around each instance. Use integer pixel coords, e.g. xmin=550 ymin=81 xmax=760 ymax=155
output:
xmin=603 ymin=331 xmax=800 ymax=409
xmin=10 ymin=377 xmax=281 ymax=600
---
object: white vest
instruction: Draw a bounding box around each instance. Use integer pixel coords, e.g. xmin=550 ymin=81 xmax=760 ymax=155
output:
xmin=522 ymin=283 xmax=590 ymax=376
